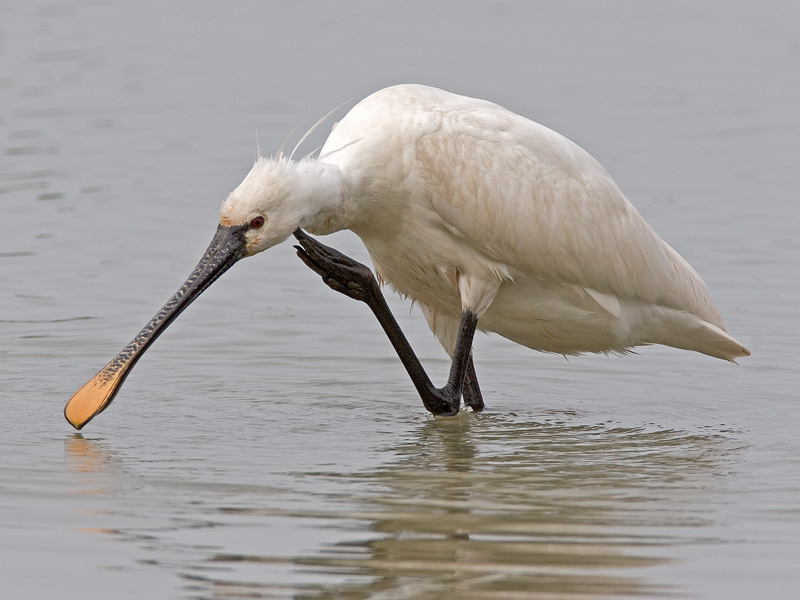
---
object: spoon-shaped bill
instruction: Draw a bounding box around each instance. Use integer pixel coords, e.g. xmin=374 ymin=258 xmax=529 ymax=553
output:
xmin=65 ymin=224 xmax=247 ymax=430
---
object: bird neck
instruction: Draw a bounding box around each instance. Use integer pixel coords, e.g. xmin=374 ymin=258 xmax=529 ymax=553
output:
xmin=294 ymin=160 xmax=349 ymax=235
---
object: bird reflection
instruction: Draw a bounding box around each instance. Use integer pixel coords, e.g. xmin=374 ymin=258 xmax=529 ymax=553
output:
xmin=211 ymin=413 xmax=734 ymax=599
xmin=64 ymin=434 xmax=115 ymax=495
xmin=64 ymin=415 xmax=737 ymax=599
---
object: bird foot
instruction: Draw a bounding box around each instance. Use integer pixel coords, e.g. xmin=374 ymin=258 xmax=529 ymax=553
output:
xmin=420 ymin=382 xmax=464 ymax=416
xmin=293 ymin=229 xmax=380 ymax=303
xmin=463 ymin=391 xmax=485 ymax=412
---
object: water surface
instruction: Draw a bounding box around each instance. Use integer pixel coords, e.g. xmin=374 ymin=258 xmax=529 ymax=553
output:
xmin=2 ymin=1 xmax=799 ymax=598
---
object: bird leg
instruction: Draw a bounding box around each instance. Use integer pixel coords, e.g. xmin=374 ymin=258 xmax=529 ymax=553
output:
xmin=463 ymin=356 xmax=484 ymax=411
xmin=293 ymin=229 xmax=482 ymax=416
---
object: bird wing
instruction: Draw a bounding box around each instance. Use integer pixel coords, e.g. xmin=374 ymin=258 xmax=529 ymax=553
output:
xmin=411 ymin=102 xmax=724 ymax=327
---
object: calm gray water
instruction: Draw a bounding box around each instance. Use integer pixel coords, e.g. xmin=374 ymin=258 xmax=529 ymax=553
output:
xmin=2 ymin=1 xmax=799 ymax=598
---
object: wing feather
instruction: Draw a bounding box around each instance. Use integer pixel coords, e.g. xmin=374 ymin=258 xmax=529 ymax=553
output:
xmin=411 ymin=104 xmax=724 ymax=328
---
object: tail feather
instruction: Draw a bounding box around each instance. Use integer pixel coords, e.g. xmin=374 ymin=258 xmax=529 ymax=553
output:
xmin=653 ymin=310 xmax=750 ymax=362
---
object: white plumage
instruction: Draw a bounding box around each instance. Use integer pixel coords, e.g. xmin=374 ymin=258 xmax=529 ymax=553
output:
xmin=65 ymin=83 xmax=749 ymax=429
xmin=223 ymin=84 xmax=749 ymax=362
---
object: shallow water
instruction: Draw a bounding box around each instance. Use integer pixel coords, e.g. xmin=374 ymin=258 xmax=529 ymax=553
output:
xmin=2 ymin=1 xmax=799 ymax=598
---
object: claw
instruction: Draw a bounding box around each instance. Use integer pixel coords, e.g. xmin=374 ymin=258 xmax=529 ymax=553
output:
xmin=293 ymin=229 xmax=379 ymax=303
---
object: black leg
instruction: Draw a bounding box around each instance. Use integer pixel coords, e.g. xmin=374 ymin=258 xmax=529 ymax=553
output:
xmin=463 ymin=355 xmax=485 ymax=411
xmin=293 ymin=229 xmax=480 ymax=416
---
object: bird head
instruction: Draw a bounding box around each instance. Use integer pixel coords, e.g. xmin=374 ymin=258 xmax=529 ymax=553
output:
xmin=64 ymin=155 xmax=342 ymax=430
xmin=219 ymin=156 xmax=343 ymax=257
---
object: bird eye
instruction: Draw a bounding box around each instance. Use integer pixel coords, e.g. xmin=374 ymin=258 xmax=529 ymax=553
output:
xmin=250 ymin=215 xmax=265 ymax=229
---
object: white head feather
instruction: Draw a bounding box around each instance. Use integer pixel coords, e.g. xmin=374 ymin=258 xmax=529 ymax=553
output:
xmin=220 ymin=156 xmax=343 ymax=255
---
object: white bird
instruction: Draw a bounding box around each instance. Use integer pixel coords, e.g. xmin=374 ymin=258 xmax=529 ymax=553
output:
xmin=65 ymin=84 xmax=749 ymax=429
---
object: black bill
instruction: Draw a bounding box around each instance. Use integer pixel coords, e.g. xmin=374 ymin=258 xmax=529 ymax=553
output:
xmin=65 ymin=224 xmax=247 ymax=430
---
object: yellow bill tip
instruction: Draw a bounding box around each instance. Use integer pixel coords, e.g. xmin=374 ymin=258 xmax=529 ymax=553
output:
xmin=64 ymin=365 xmax=127 ymax=430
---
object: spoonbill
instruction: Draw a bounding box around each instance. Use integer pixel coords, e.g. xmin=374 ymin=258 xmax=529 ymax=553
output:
xmin=65 ymin=84 xmax=749 ymax=429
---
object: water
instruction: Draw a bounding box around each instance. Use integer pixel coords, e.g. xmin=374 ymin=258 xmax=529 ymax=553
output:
xmin=2 ymin=1 xmax=798 ymax=598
